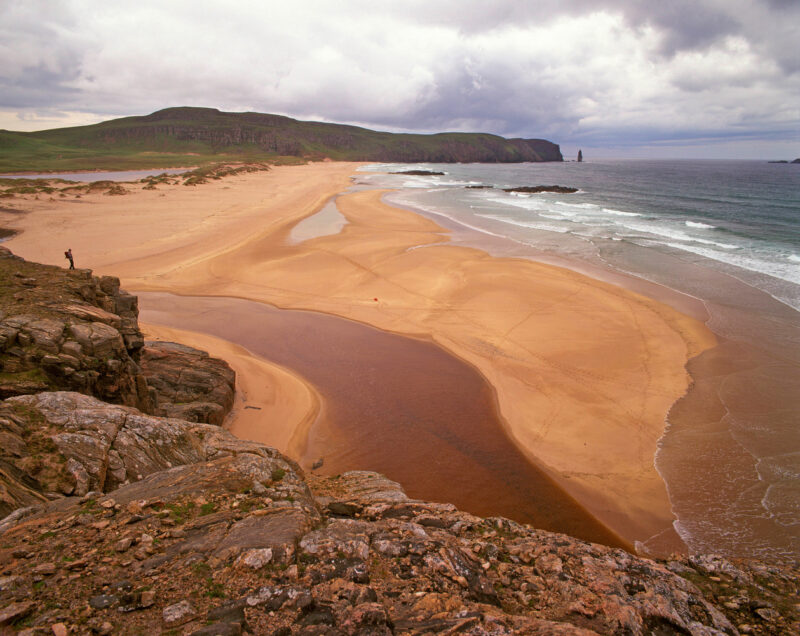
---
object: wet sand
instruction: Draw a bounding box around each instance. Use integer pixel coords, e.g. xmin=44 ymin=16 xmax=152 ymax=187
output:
xmin=1 ymin=162 xmax=716 ymax=548
xmin=139 ymin=321 xmax=320 ymax=456
xmin=140 ymin=292 xmax=629 ymax=549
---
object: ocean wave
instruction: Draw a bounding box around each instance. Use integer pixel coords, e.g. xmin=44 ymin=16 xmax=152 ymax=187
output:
xmin=788 ymin=254 xmax=800 ymax=263
xmin=616 ymin=221 xmax=739 ymax=249
xmin=435 ymin=180 xmax=477 ymax=187
xmin=387 ymin=196 xmax=512 ymax=241
xmin=400 ymin=177 xmax=480 ymax=188
xmin=683 ymin=236 xmax=739 ymax=249
xmin=555 ymin=201 xmax=598 ymax=210
xmin=757 ymin=454 xmax=800 ymax=482
xmin=476 ymin=214 xmax=569 ymax=233
xmin=664 ymin=242 xmax=800 ymax=286
xmin=602 ymin=208 xmax=641 ymax=217
xmin=401 ymin=179 xmax=433 ymax=188
xmin=483 ymin=195 xmax=550 ymax=211
xmin=686 ymin=220 xmax=716 ymax=229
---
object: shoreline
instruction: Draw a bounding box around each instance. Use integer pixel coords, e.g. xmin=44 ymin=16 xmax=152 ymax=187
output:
xmin=0 ymin=162 xmax=716 ymax=550
xmin=138 ymin=290 xmax=633 ymax=550
xmin=139 ymin=320 xmax=321 ymax=458
xmin=385 ymin=190 xmax=714 ymax=324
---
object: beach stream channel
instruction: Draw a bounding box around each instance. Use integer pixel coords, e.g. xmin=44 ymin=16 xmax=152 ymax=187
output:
xmin=139 ymin=292 xmax=629 ymax=549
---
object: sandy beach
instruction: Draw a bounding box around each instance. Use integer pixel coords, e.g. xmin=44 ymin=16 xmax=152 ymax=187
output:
xmin=2 ymin=162 xmax=716 ymax=548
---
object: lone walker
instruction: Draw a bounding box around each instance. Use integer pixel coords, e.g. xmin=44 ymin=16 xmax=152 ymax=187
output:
xmin=65 ymin=248 xmax=74 ymax=269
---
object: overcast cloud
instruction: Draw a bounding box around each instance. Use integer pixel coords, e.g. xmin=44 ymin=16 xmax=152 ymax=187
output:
xmin=0 ymin=0 xmax=798 ymax=158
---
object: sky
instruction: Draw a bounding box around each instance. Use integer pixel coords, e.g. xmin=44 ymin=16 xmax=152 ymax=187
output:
xmin=1 ymin=0 xmax=798 ymax=159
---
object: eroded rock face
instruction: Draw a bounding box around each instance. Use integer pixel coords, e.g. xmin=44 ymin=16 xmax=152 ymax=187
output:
xmin=140 ymin=341 xmax=235 ymax=425
xmin=0 ymin=251 xmax=797 ymax=634
xmin=0 ymin=249 xmax=236 ymax=429
xmin=0 ymin=247 xmax=150 ymax=410
xmin=0 ymin=392 xmax=299 ymax=517
xmin=1 ymin=434 xmax=798 ymax=634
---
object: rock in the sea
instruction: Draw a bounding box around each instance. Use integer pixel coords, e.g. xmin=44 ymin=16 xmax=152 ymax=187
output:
xmin=391 ymin=170 xmax=446 ymax=176
xmin=502 ymin=185 xmax=578 ymax=194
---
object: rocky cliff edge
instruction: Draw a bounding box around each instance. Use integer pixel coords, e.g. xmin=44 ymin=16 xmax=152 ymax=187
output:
xmin=0 ymin=249 xmax=797 ymax=635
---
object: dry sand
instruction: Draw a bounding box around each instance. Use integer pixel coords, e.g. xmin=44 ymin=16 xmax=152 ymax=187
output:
xmin=140 ymin=322 xmax=319 ymax=459
xmin=2 ymin=162 xmax=716 ymax=546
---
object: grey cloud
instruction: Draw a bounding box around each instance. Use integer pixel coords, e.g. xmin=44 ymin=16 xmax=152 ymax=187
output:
xmin=631 ymin=3 xmax=741 ymax=55
xmin=0 ymin=1 xmax=88 ymax=108
xmin=379 ymin=0 xmax=741 ymax=52
xmin=764 ymin=0 xmax=800 ymax=9
xmin=0 ymin=66 xmax=82 ymax=109
xmin=0 ymin=0 xmax=796 ymax=158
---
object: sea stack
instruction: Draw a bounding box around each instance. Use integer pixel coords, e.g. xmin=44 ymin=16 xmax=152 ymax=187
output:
xmin=578 ymin=149 xmax=583 ymax=162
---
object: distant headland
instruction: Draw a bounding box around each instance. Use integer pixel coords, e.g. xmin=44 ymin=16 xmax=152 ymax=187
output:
xmin=0 ymin=107 xmax=563 ymax=173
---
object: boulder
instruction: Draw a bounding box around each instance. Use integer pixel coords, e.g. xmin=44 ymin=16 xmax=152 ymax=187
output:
xmin=140 ymin=341 xmax=235 ymax=425
xmin=68 ymin=321 xmax=126 ymax=358
xmin=0 ymin=392 xmax=302 ymax=513
xmin=502 ymin=185 xmax=578 ymax=194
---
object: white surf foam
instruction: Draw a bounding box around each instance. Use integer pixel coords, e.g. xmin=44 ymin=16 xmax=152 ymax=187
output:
xmin=616 ymin=220 xmax=740 ymax=250
xmin=665 ymin=242 xmax=800 ymax=286
xmin=555 ymin=201 xmax=599 ymax=210
xmin=476 ymin=214 xmax=569 ymax=233
xmin=483 ymin=195 xmax=551 ymax=211
xmin=686 ymin=220 xmax=716 ymax=229
xmin=602 ymin=208 xmax=641 ymax=217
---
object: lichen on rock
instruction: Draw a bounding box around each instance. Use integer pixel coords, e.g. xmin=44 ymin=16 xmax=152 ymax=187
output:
xmin=0 ymin=249 xmax=797 ymax=635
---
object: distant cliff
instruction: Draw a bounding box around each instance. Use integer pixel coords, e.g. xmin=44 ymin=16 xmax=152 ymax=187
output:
xmin=0 ymin=107 xmax=562 ymax=172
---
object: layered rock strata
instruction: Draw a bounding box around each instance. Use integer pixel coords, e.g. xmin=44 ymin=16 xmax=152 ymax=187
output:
xmin=0 ymin=248 xmax=237 ymax=516
xmin=0 ymin=251 xmax=797 ymax=635
xmin=0 ymin=247 xmax=149 ymax=409
xmin=0 ymin=393 xmax=798 ymax=635
xmin=139 ymin=341 xmax=235 ymax=426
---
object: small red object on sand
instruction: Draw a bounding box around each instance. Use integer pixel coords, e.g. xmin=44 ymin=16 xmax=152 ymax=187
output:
xmin=374 ymin=298 xmax=378 ymax=302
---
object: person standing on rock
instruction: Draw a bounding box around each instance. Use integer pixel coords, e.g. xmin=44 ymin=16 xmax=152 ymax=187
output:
xmin=65 ymin=248 xmax=74 ymax=269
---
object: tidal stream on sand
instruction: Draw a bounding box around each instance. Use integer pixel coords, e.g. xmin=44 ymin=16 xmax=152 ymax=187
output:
xmin=139 ymin=292 xmax=629 ymax=550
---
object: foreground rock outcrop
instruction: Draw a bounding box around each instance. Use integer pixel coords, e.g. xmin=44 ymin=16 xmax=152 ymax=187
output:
xmin=0 ymin=247 xmax=235 ymax=427
xmin=0 ymin=393 xmax=798 ymax=635
xmin=1 ymin=250 xmax=798 ymax=635
xmin=0 ymin=248 xmax=237 ymax=516
xmin=0 ymin=247 xmax=149 ymax=410
xmin=0 ymin=392 xmax=254 ymax=516
xmin=140 ymin=341 xmax=235 ymax=426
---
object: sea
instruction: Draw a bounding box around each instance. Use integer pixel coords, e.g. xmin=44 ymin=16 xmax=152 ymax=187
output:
xmin=355 ymin=160 xmax=800 ymax=562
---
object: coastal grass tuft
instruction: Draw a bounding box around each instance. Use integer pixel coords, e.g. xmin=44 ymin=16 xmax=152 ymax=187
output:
xmin=167 ymin=500 xmax=196 ymax=523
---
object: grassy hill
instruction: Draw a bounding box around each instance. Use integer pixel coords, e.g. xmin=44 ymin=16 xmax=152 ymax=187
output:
xmin=0 ymin=107 xmax=562 ymax=173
